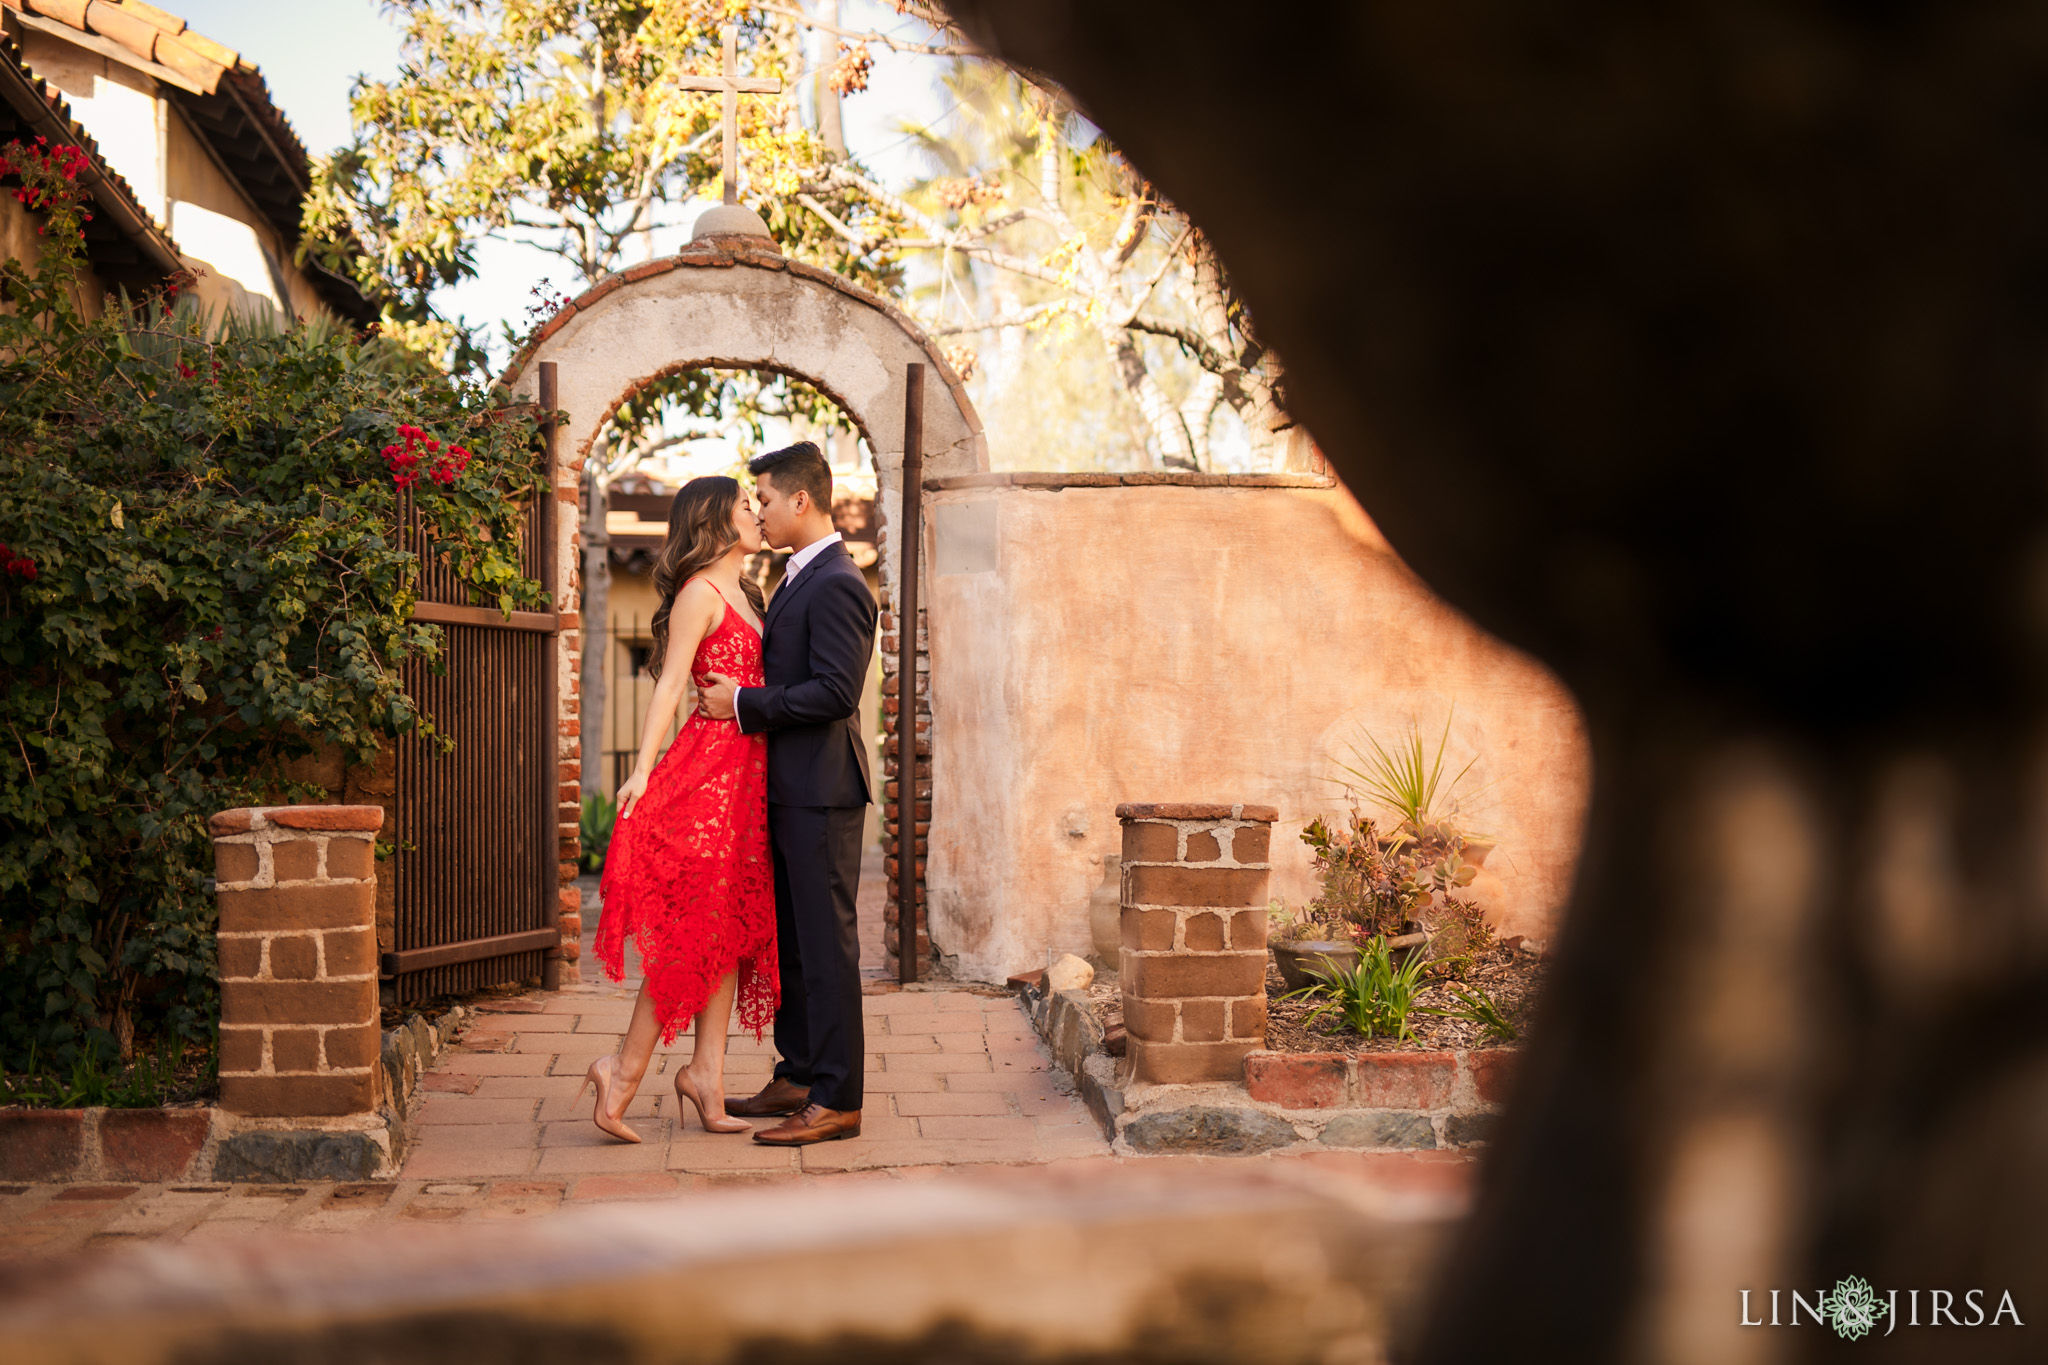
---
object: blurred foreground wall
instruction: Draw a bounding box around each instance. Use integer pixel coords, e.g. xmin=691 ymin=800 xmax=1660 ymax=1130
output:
xmin=0 ymin=1165 xmax=1451 ymax=1365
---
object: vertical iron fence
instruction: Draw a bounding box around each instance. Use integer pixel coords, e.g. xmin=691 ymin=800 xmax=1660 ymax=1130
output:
xmin=385 ymin=482 xmax=559 ymax=1004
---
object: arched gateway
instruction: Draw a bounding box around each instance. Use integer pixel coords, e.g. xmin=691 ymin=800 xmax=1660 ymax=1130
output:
xmin=502 ymin=225 xmax=984 ymax=976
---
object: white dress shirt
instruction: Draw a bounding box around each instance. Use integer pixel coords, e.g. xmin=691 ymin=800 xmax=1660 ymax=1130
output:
xmin=733 ymin=532 xmax=841 ymax=732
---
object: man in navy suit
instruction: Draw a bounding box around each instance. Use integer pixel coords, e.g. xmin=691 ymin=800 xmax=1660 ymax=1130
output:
xmin=699 ymin=441 xmax=876 ymax=1144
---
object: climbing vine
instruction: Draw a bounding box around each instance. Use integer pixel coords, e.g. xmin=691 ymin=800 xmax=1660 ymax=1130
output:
xmin=0 ymin=139 xmax=549 ymax=1065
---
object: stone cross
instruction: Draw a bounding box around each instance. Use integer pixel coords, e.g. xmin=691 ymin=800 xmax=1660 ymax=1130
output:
xmin=675 ymin=25 xmax=782 ymax=206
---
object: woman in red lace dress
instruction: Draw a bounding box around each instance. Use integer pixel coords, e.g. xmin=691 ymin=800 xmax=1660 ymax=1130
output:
xmin=585 ymin=476 xmax=774 ymax=1141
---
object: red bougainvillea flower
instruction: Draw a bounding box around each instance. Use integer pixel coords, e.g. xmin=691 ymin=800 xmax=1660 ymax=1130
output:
xmin=175 ymin=361 xmax=196 ymax=379
xmin=386 ymin=424 xmax=469 ymax=489
xmin=428 ymin=443 xmax=472 ymax=486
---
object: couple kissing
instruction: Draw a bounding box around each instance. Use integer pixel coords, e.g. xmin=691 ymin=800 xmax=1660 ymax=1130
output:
xmin=583 ymin=440 xmax=875 ymax=1147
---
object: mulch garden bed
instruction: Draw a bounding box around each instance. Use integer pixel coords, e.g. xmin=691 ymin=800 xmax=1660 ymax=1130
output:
xmin=0 ymin=1044 xmax=217 ymax=1110
xmin=1263 ymin=940 xmax=1546 ymax=1054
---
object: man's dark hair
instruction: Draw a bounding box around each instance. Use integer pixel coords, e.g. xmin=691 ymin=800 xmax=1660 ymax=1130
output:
xmin=748 ymin=440 xmax=832 ymax=510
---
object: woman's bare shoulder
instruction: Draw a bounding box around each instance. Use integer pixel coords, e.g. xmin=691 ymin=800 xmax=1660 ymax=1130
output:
xmin=672 ymin=577 xmax=728 ymax=631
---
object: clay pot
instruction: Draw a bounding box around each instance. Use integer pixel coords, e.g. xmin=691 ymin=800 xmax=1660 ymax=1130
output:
xmin=1272 ymin=939 xmax=1360 ymax=992
xmin=1088 ymin=856 xmax=1123 ymax=962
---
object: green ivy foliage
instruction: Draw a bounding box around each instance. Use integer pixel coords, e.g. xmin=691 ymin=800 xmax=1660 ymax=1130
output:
xmin=0 ymin=142 xmax=548 ymax=1065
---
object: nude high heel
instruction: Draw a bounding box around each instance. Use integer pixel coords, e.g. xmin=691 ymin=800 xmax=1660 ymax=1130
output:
xmin=675 ymin=1066 xmax=753 ymax=1134
xmin=577 ymin=1055 xmax=643 ymax=1144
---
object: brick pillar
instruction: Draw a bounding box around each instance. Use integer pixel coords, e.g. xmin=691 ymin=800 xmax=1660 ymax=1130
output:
xmin=880 ymin=600 xmax=930 ymax=969
xmin=1118 ymin=802 xmax=1277 ymax=1084
xmin=211 ymin=806 xmax=384 ymax=1117
xmin=554 ymin=460 xmax=585 ymax=973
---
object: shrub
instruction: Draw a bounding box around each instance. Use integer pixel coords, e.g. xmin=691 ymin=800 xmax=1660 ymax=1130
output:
xmin=579 ymin=792 xmax=617 ymax=874
xmin=1285 ymin=934 xmax=1434 ymax=1041
xmin=0 ymin=140 xmax=548 ymax=1065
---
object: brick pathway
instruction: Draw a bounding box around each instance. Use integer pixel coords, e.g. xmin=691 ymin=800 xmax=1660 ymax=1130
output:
xmin=395 ymin=849 xmax=1108 ymax=1180
xmin=402 ymin=980 xmax=1106 ymax=1180
xmin=0 ymin=853 xmax=1479 ymax=1260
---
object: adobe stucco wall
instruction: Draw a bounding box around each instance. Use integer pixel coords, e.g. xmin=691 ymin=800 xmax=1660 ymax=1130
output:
xmin=925 ymin=476 xmax=1591 ymax=982
xmin=0 ymin=195 xmax=111 ymax=319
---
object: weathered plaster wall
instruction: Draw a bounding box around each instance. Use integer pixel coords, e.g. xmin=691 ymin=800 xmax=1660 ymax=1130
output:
xmin=164 ymin=110 xmax=329 ymax=322
xmin=926 ymin=478 xmax=1591 ymax=981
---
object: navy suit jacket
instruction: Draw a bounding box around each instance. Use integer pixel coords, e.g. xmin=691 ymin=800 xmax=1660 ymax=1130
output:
xmin=735 ymin=541 xmax=877 ymax=808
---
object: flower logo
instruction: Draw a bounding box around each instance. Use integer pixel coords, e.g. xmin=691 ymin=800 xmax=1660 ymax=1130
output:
xmin=1820 ymin=1275 xmax=1888 ymax=1342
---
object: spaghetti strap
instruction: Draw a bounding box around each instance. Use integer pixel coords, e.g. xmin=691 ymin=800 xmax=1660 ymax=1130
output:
xmin=689 ymin=576 xmax=760 ymax=636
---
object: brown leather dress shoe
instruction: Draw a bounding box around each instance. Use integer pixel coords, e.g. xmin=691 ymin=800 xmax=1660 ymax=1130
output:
xmin=752 ymin=1103 xmax=861 ymax=1145
xmin=724 ymin=1077 xmax=811 ymax=1118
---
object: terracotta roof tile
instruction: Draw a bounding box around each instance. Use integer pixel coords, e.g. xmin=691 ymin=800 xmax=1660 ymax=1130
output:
xmin=20 ymin=1 xmax=87 ymax=29
xmin=115 ymin=0 xmax=186 ymax=35
xmin=150 ymin=29 xmax=214 ymax=88
xmin=79 ymin=2 xmax=159 ymax=61
xmin=166 ymin=23 xmax=232 ymax=71
xmin=6 ymin=1 xmax=240 ymax=95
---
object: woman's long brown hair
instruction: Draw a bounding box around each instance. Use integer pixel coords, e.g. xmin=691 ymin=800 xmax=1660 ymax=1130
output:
xmin=647 ymin=475 xmax=766 ymax=680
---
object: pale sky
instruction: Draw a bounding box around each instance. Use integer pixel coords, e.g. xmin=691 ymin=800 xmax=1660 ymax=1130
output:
xmin=170 ymin=1 xmax=952 ymax=371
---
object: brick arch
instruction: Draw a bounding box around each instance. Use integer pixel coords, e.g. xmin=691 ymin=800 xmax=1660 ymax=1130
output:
xmin=503 ymin=236 xmax=981 ymax=973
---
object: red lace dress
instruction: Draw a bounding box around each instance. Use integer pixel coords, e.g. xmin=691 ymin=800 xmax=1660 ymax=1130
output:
xmin=596 ymin=589 xmax=776 ymax=1042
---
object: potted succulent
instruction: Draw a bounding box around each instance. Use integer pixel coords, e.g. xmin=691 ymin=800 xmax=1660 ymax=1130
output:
xmin=1277 ymin=703 xmax=1507 ymax=994
xmin=1265 ymin=903 xmax=1356 ymax=991
xmin=1289 ymin=706 xmax=1503 ymax=980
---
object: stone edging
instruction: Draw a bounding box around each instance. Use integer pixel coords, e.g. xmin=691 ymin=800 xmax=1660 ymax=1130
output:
xmin=927 ymin=472 xmax=1337 ymax=492
xmin=0 ymin=1105 xmax=393 ymax=1184
xmin=380 ymin=1004 xmax=469 ymax=1157
xmin=1015 ymin=983 xmax=1127 ymax=1140
xmin=0 ymin=1107 xmax=217 ymax=1183
xmin=1013 ymin=975 xmax=1516 ymax=1155
xmin=1244 ymin=1048 xmax=1516 ymax=1149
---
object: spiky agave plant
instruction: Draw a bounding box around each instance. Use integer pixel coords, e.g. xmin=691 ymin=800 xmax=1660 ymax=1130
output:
xmin=1333 ymin=706 xmax=1479 ymax=836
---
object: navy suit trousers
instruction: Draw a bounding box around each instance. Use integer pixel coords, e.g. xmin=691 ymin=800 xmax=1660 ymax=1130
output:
xmin=767 ymin=802 xmax=867 ymax=1111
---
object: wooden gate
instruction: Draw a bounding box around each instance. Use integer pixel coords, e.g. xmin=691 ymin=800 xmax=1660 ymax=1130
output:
xmin=382 ymin=379 xmax=562 ymax=1004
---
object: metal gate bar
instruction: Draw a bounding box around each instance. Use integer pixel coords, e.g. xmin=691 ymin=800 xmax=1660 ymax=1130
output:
xmin=384 ymin=377 xmax=560 ymax=1005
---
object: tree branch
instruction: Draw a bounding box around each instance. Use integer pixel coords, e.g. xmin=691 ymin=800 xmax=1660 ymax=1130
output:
xmin=797 ymin=192 xmax=868 ymax=248
xmin=926 ymin=300 xmax=1065 ymax=335
xmin=1113 ymin=224 xmax=1190 ymax=327
xmin=755 ymin=3 xmax=981 ymax=57
xmin=825 ymin=163 xmax=943 ymax=237
xmin=1126 ymin=315 xmax=1235 ymax=376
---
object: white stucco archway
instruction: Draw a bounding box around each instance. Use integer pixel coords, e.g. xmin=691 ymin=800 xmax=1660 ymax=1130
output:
xmin=504 ymin=233 xmax=985 ymax=640
xmin=504 ymin=232 xmax=984 ymax=491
